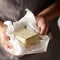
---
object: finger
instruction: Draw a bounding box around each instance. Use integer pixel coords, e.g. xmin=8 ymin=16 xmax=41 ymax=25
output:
xmin=39 ymin=26 xmax=44 ymax=34
xmin=40 ymin=25 xmax=48 ymax=35
xmin=4 ymin=33 xmax=10 ymax=40
xmin=0 ymin=32 xmax=11 ymax=49
xmin=3 ymin=41 xmax=13 ymax=49
xmin=1 ymin=33 xmax=10 ymax=41
xmin=43 ymin=26 xmax=48 ymax=34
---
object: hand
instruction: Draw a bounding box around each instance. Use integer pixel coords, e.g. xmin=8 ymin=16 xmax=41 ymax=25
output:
xmin=36 ymin=15 xmax=48 ymax=35
xmin=0 ymin=21 xmax=13 ymax=53
xmin=0 ymin=21 xmax=23 ymax=57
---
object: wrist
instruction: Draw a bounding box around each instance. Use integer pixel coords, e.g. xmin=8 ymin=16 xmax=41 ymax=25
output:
xmin=36 ymin=14 xmax=48 ymax=23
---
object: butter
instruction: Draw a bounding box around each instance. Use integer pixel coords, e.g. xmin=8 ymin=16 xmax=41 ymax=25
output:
xmin=13 ymin=28 xmax=40 ymax=47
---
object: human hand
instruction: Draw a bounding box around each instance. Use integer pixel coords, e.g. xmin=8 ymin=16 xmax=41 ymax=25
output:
xmin=0 ymin=21 xmax=13 ymax=51
xmin=0 ymin=21 xmax=24 ymax=56
xmin=36 ymin=15 xmax=48 ymax=35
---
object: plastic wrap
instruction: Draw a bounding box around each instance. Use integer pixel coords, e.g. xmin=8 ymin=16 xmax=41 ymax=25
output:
xmin=4 ymin=9 xmax=50 ymax=56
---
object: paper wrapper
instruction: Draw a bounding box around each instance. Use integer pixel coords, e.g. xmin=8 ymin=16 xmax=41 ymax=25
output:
xmin=4 ymin=9 xmax=50 ymax=56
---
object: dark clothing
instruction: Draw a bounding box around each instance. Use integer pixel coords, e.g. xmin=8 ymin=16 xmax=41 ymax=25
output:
xmin=0 ymin=0 xmax=60 ymax=60
xmin=0 ymin=0 xmax=56 ymax=21
xmin=22 ymin=0 xmax=55 ymax=15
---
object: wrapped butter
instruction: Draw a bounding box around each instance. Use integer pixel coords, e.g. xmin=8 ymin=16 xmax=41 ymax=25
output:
xmin=13 ymin=28 xmax=40 ymax=47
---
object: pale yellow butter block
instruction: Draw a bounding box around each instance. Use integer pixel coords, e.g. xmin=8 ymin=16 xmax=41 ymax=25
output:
xmin=13 ymin=28 xmax=40 ymax=47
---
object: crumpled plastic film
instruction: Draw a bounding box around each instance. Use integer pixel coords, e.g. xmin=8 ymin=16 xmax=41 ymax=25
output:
xmin=4 ymin=9 xmax=50 ymax=56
